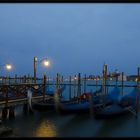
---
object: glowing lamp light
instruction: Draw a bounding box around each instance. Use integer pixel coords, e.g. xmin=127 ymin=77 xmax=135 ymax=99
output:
xmin=43 ymin=60 xmax=50 ymax=67
xmin=74 ymin=77 xmax=77 ymax=80
xmin=5 ymin=64 xmax=12 ymax=70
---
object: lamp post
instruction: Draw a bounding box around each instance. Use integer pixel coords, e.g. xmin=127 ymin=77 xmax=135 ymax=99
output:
xmin=33 ymin=56 xmax=50 ymax=84
xmin=0 ymin=63 xmax=12 ymax=77
xmin=0 ymin=63 xmax=12 ymax=71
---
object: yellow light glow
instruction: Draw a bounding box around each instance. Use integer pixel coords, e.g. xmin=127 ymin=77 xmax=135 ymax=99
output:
xmin=74 ymin=77 xmax=77 ymax=80
xmin=35 ymin=57 xmax=37 ymax=61
xmin=43 ymin=60 xmax=50 ymax=67
xmin=5 ymin=64 xmax=12 ymax=70
xmin=35 ymin=121 xmax=57 ymax=137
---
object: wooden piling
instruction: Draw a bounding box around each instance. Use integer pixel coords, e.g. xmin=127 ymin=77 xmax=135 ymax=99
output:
xmin=122 ymin=72 xmax=124 ymax=95
xmin=102 ymin=64 xmax=107 ymax=95
xmin=43 ymin=74 xmax=46 ymax=101
xmin=84 ymin=74 xmax=86 ymax=93
xmin=62 ymin=76 xmax=64 ymax=83
xmin=34 ymin=57 xmax=37 ymax=84
xmin=15 ymin=74 xmax=17 ymax=83
xmin=28 ymin=74 xmax=30 ymax=83
xmin=2 ymin=107 xmax=8 ymax=119
xmin=56 ymin=73 xmax=59 ymax=96
xmin=77 ymin=73 xmax=81 ymax=99
xmin=47 ymin=76 xmax=49 ymax=89
xmin=105 ymin=64 xmax=107 ymax=95
xmin=5 ymin=87 xmax=8 ymax=107
xmin=9 ymin=106 xmax=15 ymax=119
xmin=69 ymin=76 xmax=71 ymax=100
xmin=74 ymin=75 xmax=76 ymax=98
xmin=96 ymin=77 xmax=98 ymax=92
xmin=136 ymin=67 xmax=139 ymax=116
xmin=60 ymin=75 xmax=63 ymax=97
xmin=58 ymin=74 xmax=61 ymax=94
xmin=8 ymin=76 xmax=10 ymax=84
xmin=115 ymin=75 xmax=118 ymax=87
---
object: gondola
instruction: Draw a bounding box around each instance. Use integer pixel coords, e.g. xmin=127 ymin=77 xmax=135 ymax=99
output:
xmin=32 ymin=85 xmax=66 ymax=111
xmin=93 ymin=86 xmax=121 ymax=107
xmin=58 ymin=99 xmax=93 ymax=114
xmin=58 ymin=86 xmax=121 ymax=115
xmin=93 ymin=88 xmax=136 ymax=119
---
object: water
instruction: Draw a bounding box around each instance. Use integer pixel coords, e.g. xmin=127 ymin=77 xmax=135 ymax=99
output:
xmin=1 ymin=80 xmax=140 ymax=137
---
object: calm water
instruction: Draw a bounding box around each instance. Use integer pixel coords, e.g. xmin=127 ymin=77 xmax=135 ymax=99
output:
xmin=1 ymin=80 xmax=140 ymax=137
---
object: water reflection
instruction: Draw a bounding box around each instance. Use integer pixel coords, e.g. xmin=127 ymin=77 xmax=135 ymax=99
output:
xmin=35 ymin=120 xmax=57 ymax=137
xmin=95 ymin=113 xmax=133 ymax=137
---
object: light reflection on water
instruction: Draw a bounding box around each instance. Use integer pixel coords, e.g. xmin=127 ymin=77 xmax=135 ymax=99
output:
xmin=34 ymin=120 xmax=57 ymax=137
xmin=2 ymin=103 xmax=140 ymax=137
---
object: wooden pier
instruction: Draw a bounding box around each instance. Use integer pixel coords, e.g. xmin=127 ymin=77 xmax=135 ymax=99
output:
xmin=0 ymin=70 xmax=139 ymax=119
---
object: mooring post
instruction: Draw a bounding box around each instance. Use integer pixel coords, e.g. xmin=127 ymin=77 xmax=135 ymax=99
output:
xmin=24 ymin=75 xmax=25 ymax=83
xmin=60 ymin=75 xmax=63 ymax=97
xmin=19 ymin=76 xmax=21 ymax=83
xmin=9 ymin=106 xmax=15 ymax=119
xmin=69 ymin=76 xmax=71 ymax=101
xmin=15 ymin=74 xmax=17 ymax=84
xmin=34 ymin=56 xmax=37 ymax=84
xmin=43 ymin=73 xmax=47 ymax=102
xmin=8 ymin=76 xmax=10 ymax=84
xmin=2 ymin=87 xmax=8 ymax=119
xmin=84 ymin=74 xmax=86 ymax=93
xmin=102 ymin=64 xmax=105 ymax=95
xmin=116 ymin=75 xmax=118 ymax=88
xmin=5 ymin=86 xmax=8 ymax=108
xmin=89 ymin=89 xmax=94 ymax=117
xmin=136 ymin=67 xmax=139 ymax=117
xmin=2 ymin=107 xmax=8 ymax=119
xmin=58 ymin=74 xmax=61 ymax=96
xmin=47 ymin=76 xmax=49 ymax=91
xmin=74 ymin=75 xmax=77 ymax=98
xmin=122 ymin=72 xmax=124 ymax=96
xmin=102 ymin=64 xmax=107 ymax=95
xmin=96 ymin=77 xmax=98 ymax=93
xmin=77 ymin=73 xmax=81 ymax=101
xmin=105 ymin=64 xmax=107 ymax=95
xmin=56 ymin=73 xmax=59 ymax=96
xmin=28 ymin=74 xmax=30 ymax=83
xmin=61 ymin=76 xmax=63 ymax=83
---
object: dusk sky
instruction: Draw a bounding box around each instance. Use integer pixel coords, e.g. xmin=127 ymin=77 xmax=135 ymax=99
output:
xmin=0 ymin=3 xmax=140 ymax=77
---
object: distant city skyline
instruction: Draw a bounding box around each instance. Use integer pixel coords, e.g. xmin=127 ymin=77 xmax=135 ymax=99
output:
xmin=0 ymin=3 xmax=140 ymax=77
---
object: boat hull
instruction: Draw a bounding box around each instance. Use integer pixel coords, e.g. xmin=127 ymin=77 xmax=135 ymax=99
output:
xmin=58 ymin=100 xmax=93 ymax=115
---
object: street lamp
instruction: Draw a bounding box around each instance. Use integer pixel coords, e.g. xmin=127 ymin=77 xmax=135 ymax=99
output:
xmin=0 ymin=63 xmax=12 ymax=83
xmin=34 ymin=56 xmax=50 ymax=84
xmin=0 ymin=63 xmax=12 ymax=71
xmin=5 ymin=64 xmax=12 ymax=70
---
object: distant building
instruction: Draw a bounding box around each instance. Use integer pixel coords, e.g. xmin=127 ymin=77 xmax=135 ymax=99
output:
xmin=107 ymin=70 xmax=127 ymax=81
xmin=118 ymin=73 xmax=127 ymax=81
xmin=88 ymin=75 xmax=100 ymax=80
xmin=127 ymin=75 xmax=140 ymax=81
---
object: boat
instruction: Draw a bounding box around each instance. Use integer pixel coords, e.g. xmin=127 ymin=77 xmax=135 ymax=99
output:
xmin=32 ymin=85 xmax=66 ymax=111
xmin=58 ymin=98 xmax=93 ymax=114
xmin=93 ymin=86 xmax=121 ymax=107
xmin=93 ymin=88 xmax=136 ymax=119
xmin=94 ymin=102 xmax=134 ymax=119
xmin=31 ymin=98 xmax=56 ymax=111
xmin=58 ymin=86 xmax=121 ymax=115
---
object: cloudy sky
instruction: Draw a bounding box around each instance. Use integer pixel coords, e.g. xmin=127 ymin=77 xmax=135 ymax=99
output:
xmin=0 ymin=3 xmax=140 ymax=77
